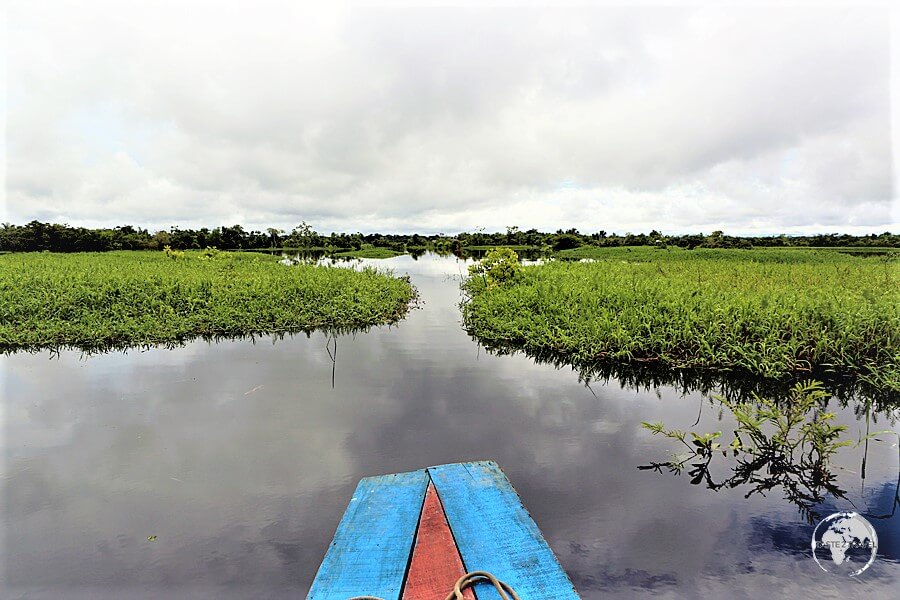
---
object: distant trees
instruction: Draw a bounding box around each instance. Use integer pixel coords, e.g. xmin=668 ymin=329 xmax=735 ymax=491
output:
xmin=266 ymin=228 xmax=283 ymax=248
xmin=285 ymin=221 xmax=314 ymax=248
xmin=0 ymin=221 xmax=154 ymax=252
xmin=1 ymin=221 xmax=897 ymax=254
xmin=551 ymin=233 xmax=582 ymax=251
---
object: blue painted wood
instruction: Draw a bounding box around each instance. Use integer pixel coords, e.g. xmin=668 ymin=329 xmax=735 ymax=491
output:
xmin=307 ymin=469 xmax=430 ymax=600
xmin=428 ymin=461 xmax=581 ymax=600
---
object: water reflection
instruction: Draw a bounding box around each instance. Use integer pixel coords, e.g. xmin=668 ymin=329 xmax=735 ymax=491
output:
xmin=640 ymin=387 xmax=862 ymax=523
xmin=277 ymin=251 xmax=327 ymax=265
xmin=2 ymin=253 xmax=898 ymax=599
xmin=476 ymin=339 xmax=899 ymax=407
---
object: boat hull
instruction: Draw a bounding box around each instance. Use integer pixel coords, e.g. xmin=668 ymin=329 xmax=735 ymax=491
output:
xmin=308 ymin=460 xmax=580 ymax=600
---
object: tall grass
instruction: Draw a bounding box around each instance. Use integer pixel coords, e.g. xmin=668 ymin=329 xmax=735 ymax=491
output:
xmin=0 ymin=250 xmax=416 ymax=352
xmin=461 ymin=248 xmax=900 ymax=392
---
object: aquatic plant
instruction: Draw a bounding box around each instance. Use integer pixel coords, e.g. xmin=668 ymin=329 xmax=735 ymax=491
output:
xmin=461 ymin=247 xmax=899 ymax=391
xmin=0 ymin=250 xmax=417 ymax=353
xmin=331 ymin=247 xmax=404 ymax=259
xmin=640 ymin=381 xmax=853 ymax=521
xmin=641 ymin=380 xmax=900 ymax=522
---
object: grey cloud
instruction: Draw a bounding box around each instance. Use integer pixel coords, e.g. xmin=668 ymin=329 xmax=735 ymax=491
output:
xmin=4 ymin=3 xmax=896 ymax=233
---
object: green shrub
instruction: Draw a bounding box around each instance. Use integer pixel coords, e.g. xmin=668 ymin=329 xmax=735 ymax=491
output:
xmin=163 ymin=245 xmax=184 ymax=260
xmin=198 ymin=246 xmax=226 ymax=260
xmin=467 ymin=248 xmax=523 ymax=289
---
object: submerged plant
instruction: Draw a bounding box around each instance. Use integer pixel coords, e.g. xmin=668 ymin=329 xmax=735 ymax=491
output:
xmin=640 ymin=381 xmax=855 ymax=522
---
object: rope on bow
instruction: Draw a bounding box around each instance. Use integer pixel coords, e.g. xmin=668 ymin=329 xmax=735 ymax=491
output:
xmin=348 ymin=569 xmax=522 ymax=600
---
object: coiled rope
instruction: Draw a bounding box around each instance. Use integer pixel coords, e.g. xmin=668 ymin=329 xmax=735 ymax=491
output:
xmin=349 ymin=570 xmax=521 ymax=600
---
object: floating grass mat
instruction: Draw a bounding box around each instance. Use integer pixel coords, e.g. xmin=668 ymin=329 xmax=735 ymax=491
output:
xmin=243 ymin=247 xmax=405 ymax=259
xmin=331 ymin=247 xmax=405 ymax=259
xmin=461 ymin=247 xmax=900 ymax=393
xmin=0 ymin=250 xmax=417 ymax=353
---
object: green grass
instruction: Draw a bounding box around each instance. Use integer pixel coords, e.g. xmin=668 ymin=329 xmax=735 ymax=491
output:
xmin=244 ymin=246 xmax=405 ymax=258
xmin=0 ymin=250 xmax=416 ymax=352
xmin=796 ymin=246 xmax=899 ymax=254
xmin=331 ymin=247 xmax=404 ymax=258
xmin=555 ymin=245 xmax=899 ymax=262
xmin=462 ymin=247 xmax=900 ymax=391
xmin=241 ymin=246 xmax=329 ymax=253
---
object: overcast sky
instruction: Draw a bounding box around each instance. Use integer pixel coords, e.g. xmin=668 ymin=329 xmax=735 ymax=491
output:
xmin=3 ymin=1 xmax=898 ymax=235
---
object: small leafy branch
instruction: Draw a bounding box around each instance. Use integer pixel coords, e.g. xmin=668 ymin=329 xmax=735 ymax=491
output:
xmin=163 ymin=245 xmax=184 ymax=260
xmin=465 ymin=248 xmax=523 ymax=292
xmin=198 ymin=246 xmax=227 ymax=261
xmin=640 ymin=381 xmax=854 ymax=522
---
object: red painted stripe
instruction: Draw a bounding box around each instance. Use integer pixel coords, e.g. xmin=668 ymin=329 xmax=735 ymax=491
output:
xmin=402 ymin=483 xmax=476 ymax=600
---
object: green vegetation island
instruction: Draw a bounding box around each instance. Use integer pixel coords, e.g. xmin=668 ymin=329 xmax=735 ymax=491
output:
xmin=2 ymin=221 xmax=897 ymax=395
xmin=462 ymin=246 xmax=899 ymax=393
xmin=0 ymin=249 xmax=416 ymax=353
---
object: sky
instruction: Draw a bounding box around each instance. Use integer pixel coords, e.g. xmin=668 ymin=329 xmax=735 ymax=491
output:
xmin=3 ymin=1 xmax=899 ymax=235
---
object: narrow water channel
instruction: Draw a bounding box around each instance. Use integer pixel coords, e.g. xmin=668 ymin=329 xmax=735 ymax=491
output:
xmin=3 ymin=253 xmax=898 ymax=598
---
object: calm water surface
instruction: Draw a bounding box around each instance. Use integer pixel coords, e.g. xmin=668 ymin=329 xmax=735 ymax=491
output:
xmin=3 ymin=254 xmax=899 ymax=598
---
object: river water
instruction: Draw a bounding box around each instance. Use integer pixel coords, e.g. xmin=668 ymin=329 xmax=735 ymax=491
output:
xmin=3 ymin=253 xmax=898 ymax=598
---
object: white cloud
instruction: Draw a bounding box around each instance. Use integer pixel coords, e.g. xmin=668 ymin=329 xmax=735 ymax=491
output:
xmin=4 ymin=2 xmax=896 ymax=234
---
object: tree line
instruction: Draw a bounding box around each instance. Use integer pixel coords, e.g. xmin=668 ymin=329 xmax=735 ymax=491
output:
xmin=1 ymin=220 xmax=897 ymax=253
